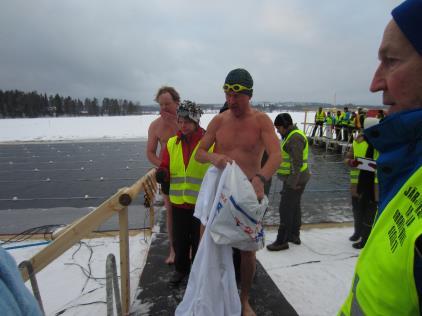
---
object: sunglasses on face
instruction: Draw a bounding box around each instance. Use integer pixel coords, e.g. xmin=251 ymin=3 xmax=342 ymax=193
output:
xmin=223 ymin=83 xmax=252 ymax=93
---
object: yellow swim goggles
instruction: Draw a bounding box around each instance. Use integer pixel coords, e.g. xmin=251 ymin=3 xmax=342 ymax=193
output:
xmin=223 ymin=83 xmax=252 ymax=93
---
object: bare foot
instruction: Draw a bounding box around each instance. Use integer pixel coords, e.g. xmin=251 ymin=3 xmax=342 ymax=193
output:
xmin=165 ymin=247 xmax=175 ymax=265
xmin=242 ymin=300 xmax=256 ymax=316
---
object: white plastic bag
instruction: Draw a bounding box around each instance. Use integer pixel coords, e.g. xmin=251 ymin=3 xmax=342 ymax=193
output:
xmin=209 ymin=162 xmax=268 ymax=251
xmin=175 ymin=165 xmax=241 ymax=316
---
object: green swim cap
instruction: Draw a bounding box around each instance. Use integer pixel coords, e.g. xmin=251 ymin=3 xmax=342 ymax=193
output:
xmin=224 ymin=68 xmax=253 ymax=97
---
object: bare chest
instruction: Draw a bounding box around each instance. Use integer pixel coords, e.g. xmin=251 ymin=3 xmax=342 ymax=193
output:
xmin=157 ymin=121 xmax=178 ymax=145
xmin=216 ymin=121 xmax=262 ymax=154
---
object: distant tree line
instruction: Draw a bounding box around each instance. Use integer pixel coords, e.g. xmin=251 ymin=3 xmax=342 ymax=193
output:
xmin=0 ymin=89 xmax=143 ymax=118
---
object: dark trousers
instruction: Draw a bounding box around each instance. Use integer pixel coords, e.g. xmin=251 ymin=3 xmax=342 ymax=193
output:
xmin=276 ymin=184 xmax=306 ymax=243
xmin=172 ymin=206 xmax=201 ymax=273
xmin=358 ymin=193 xmax=377 ymax=244
xmin=342 ymin=126 xmax=349 ymax=142
xmin=311 ymin=122 xmax=324 ymax=137
xmin=335 ymin=125 xmax=342 ymax=140
xmin=351 ymin=196 xmax=361 ymax=237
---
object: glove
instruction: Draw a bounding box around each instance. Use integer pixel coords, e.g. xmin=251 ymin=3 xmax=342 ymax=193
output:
xmin=155 ymin=168 xmax=169 ymax=184
xmin=348 ymin=159 xmax=361 ymax=168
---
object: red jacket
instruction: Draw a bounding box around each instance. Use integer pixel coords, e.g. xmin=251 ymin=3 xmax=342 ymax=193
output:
xmin=159 ymin=127 xmax=206 ymax=209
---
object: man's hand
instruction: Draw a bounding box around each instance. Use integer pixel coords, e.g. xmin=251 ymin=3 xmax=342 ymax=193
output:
xmin=160 ymin=110 xmax=177 ymax=122
xmin=210 ymin=153 xmax=233 ymax=169
xmin=251 ymin=176 xmax=265 ymax=201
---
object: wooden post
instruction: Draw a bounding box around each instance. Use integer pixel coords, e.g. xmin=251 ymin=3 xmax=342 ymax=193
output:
xmin=119 ymin=206 xmax=130 ymax=315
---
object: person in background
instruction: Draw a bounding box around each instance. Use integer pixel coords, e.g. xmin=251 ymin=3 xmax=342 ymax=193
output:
xmin=344 ymin=118 xmax=379 ymax=249
xmin=340 ymin=107 xmax=351 ymax=142
xmin=267 ymin=113 xmax=310 ymax=251
xmin=348 ymin=111 xmax=358 ymax=140
xmin=155 ymin=100 xmax=210 ymax=286
xmin=147 ymin=86 xmax=180 ymax=265
xmin=376 ymin=109 xmax=385 ymax=120
xmin=325 ymin=111 xmax=334 ymax=138
xmin=334 ymin=110 xmax=343 ymax=140
xmin=196 ymin=68 xmax=281 ymax=316
xmin=0 ymin=247 xmax=43 ymax=316
xmin=357 ymin=108 xmax=366 ymax=131
xmin=340 ymin=0 xmax=422 ymax=314
xmin=311 ymin=107 xmax=326 ymax=137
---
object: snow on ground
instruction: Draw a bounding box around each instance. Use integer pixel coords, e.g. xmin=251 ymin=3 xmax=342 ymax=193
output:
xmin=259 ymin=227 xmax=358 ymax=316
xmin=0 ymin=111 xmax=312 ymax=142
xmin=7 ymin=233 xmax=150 ymax=316
xmin=1 ymin=112 xmax=359 ymax=315
xmin=5 ymin=226 xmax=358 ymax=316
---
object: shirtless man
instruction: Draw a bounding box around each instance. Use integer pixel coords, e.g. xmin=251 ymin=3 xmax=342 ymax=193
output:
xmin=196 ymin=69 xmax=281 ymax=316
xmin=147 ymin=86 xmax=180 ymax=264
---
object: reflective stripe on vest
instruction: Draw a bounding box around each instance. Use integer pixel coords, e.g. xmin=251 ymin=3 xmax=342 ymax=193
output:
xmin=167 ymin=136 xmax=211 ymax=205
xmin=339 ymin=166 xmax=422 ymax=316
xmin=277 ymin=129 xmax=309 ymax=175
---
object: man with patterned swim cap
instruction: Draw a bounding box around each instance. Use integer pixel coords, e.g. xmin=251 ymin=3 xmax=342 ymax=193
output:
xmin=339 ymin=0 xmax=422 ymax=314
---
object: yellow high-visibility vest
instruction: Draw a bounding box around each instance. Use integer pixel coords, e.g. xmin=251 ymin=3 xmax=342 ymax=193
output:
xmin=350 ymin=140 xmax=379 ymax=184
xmin=167 ymin=136 xmax=211 ymax=205
xmin=315 ymin=111 xmax=326 ymax=123
xmin=339 ymin=166 xmax=422 ymax=316
xmin=277 ymin=129 xmax=308 ymax=175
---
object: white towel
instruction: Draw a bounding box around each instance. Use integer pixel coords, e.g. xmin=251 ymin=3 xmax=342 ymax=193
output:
xmin=175 ymin=165 xmax=241 ymax=316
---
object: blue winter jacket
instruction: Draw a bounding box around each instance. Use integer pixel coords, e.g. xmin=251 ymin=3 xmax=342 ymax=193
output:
xmin=365 ymin=108 xmax=422 ymax=303
xmin=0 ymin=247 xmax=43 ymax=316
xmin=365 ymin=108 xmax=422 ymax=218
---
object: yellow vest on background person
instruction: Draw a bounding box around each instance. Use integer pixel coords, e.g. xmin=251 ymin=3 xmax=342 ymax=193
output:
xmin=167 ymin=136 xmax=211 ymax=205
xmin=350 ymin=139 xmax=379 ymax=185
xmin=315 ymin=111 xmax=326 ymax=123
xmin=340 ymin=166 xmax=422 ymax=315
xmin=277 ymin=129 xmax=309 ymax=175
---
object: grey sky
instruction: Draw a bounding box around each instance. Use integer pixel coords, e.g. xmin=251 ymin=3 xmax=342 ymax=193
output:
xmin=0 ymin=1 xmax=401 ymax=105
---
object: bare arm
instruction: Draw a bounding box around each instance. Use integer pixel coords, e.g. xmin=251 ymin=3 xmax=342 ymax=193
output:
xmin=146 ymin=122 xmax=161 ymax=167
xmin=195 ymin=116 xmax=232 ymax=168
xmin=257 ymin=113 xmax=281 ymax=181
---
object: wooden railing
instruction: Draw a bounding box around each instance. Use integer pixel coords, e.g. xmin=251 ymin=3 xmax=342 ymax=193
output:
xmin=19 ymin=168 xmax=157 ymax=315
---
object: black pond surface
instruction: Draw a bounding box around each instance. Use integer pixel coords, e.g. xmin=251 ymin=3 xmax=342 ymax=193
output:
xmin=0 ymin=140 xmax=352 ymax=233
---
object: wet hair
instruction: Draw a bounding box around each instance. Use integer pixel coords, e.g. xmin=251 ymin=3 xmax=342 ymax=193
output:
xmin=154 ymin=86 xmax=180 ymax=103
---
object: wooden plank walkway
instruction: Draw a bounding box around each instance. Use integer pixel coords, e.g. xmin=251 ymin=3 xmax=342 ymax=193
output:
xmin=130 ymin=209 xmax=298 ymax=315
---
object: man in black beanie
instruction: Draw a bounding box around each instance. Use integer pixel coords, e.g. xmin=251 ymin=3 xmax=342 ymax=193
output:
xmin=340 ymin=0 xmax=422 ymax=314
xmin=267 ymin=113 xmax=310 ymax=251
xmin=196 ymin=68 xmax=281 ymax=315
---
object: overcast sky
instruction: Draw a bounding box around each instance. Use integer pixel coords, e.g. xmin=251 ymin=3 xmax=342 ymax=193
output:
xmin=0 ymin=1 xmax=401 ymax=105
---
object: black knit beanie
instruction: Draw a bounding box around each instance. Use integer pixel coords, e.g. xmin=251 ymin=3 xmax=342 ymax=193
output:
xmin=224 ymin=68 xmax=254 ymax=97
xmin=274 ymin=113 xmax=293 ymax=128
